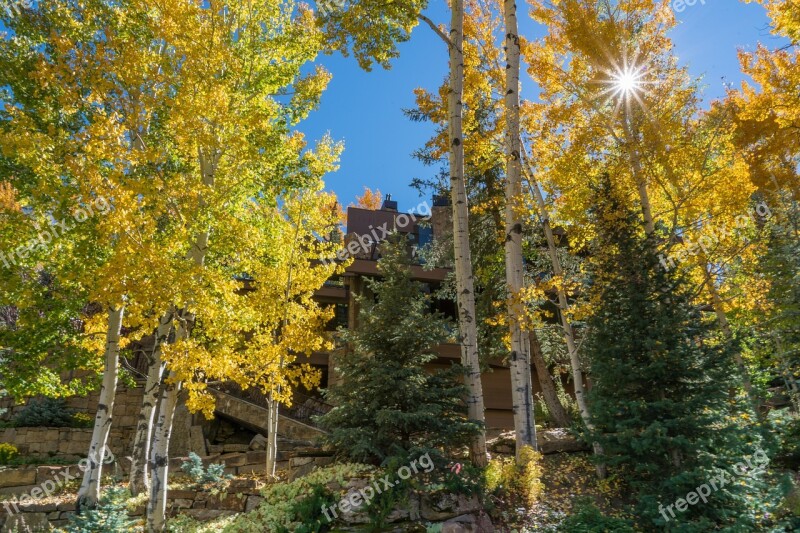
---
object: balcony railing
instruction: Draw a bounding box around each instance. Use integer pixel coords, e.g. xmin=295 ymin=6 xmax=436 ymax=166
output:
xmin=212 ymin=381 xmax=332 ymax=428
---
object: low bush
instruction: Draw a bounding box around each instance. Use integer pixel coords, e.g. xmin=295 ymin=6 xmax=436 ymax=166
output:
xmin=0 ymin=442 xmax=18 ymax=464
xmin=222 ymin=463 xmax=372 ymax=532
xmin=62 ymin=487 xmax=136 ymax=533
xmin=485 ymin=445 xmax=544 ymax=507
xmin=180 ymin=452 xmax=232 ymax=488
xmin=557 ymin=498 xmax=636 ymax=533
xmin=71 ymin=412 xmax=94 ymax=428
xmin=12 ymin=398 xmax=75 ymax=428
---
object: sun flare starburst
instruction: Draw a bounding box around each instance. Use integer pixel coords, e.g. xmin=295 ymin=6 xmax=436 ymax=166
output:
xmin=613 ymin=69 xmax=642 ymax=96
xmin=596 ymin=57 xmax=656 ymax=116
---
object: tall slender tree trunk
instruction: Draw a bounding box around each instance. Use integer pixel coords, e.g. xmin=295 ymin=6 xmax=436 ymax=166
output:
xmin=265 ymin=396 xmax=280 ymax=476
xmin=129 ymin=311 xmax=173 ymax=496
xmin=703 ymin=265 xmax=761 ymax=416
xmin=529 ymin=331 xmax=570 ymax=428
xmin=502 ymin=0 xmax=536 ymax=456
xmin=146 ymin=148 xmax=217 ymax=532
xmin=76 ymin=305 xmax=125 ymax=511
xmin=621 ymin=113 xmax=655 ymax=235
xmin=449 ymin=0 xmax=488 ymax=467
xmin=522 ymin=149 xmax=606 ymax=473
xmin=146 ymin=372 xmax=180 ymax=533
xmin=265 ymin=200 xmax=307 ymax=478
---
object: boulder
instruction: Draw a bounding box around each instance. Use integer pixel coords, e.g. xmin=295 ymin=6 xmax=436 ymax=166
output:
xmin=245 ymin=495 xmax=264 ymax=512
xmin=421 ymin=493 xmax=480 ymax=521
xmin=0 ymin=468 xmax=36 ymax=489
xmin=441 ymin=513 xmax=494 ymax=533
xmin=488 ymin=428 xmax=589 ymax=455
xmin=248 ymin=434 xmax=267 ymax=451
xmin=537 ymin=428 xmax=589 ymax=454
xmin=206 ymin=492 xmax=247 ymax=512
xmin=1 ymin=512 xmax=50 ymax=533
xmin=289 ymin=462 xmax=316 ymax=481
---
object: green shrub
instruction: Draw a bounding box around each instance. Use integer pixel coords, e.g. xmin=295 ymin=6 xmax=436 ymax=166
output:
xmin=223 ymin=463 xmax=372 ymax=532
xmin=279 ymin=484 xmax=337 ymax=533
xmin=71 ymin=412 xmax=94 ymax=428
xmin=437 ymin=460 xmax=483 ymax=497
xmin=558 ymin=499 xmax=636 ymax=533
xmin=166 ymin=514 xmax=200 ymax=532
xmin=180 ymin=452 xmax=231 ymax=488
xmin=785 ymin=485 xmax=800 ymax=517
xmin=485 ymin=445 xmax=543 ymax=507
xmin=12 ymin=397 xmax=75 ymax=428
xmin=0 ymin=442 xmax=18 ymax=464
xmin=63 ymin=487 xmax=136 ymax=533
xmin=768 ymin=408 xmax=800 ymax=468
xmin=317 ymin=236 xmax=481 ymax=469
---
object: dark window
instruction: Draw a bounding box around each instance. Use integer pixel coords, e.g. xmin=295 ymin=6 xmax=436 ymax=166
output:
xmin=326 ymin=303 xmax=349 ymax=330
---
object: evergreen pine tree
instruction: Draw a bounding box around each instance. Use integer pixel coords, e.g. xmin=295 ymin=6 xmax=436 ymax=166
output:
xmin=318 ymin=234 xmax=480 ymax=466
xmin=65 ymin=488 xmax=136 ymax=533
xmin=584 ymin=177 xmax=763 ymax=530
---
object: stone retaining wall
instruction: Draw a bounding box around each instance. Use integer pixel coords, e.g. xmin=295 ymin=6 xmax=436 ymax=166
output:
xmin=0 ymin=452 xmax=276 ymax=531
xmin=0 ymin=478 xmax=266 ymax=532
xmin=0 ymin=386 xmax=201 ymax=461
xmin=0 ymin=385 xmax=145 ymax=463
xmin=0 ymin=450 xmax=279 ymax=497
xmin=0 ymin=427 xmax=131 ymax=462
xmin=0 ymin=386 xmax=144 ymax=426
xmin=1 ymin=454 xmax=497 ymax=532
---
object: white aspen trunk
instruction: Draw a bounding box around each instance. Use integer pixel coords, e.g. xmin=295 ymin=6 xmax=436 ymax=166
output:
xmin=522 ymin=149 xmax=606 ymax=473
xmin=146 ymin=148 xmax=217 ymax=531
xmin=449 ymin=0 xmax=488 ymax=467
xmin=265 ymin=395 xmax=280 ymax=476
xmin=146 ymin=372 xmax=180 ymax=533
xmin=621 ymin=113 xmax=655 ymax=235
xmin=129 ymin=311 xmax=173 ymax=496
xmin=76 ymin=305 xmax=125 ymax=511
xmin=502 ymin=0 xmax=536 ymax=457
xmin=265 ymin=201 xmax=306 ymax=478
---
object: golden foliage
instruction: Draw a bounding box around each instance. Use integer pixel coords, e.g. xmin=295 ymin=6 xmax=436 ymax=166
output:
xmin=353 ymin=187 xmax=384 ymax=210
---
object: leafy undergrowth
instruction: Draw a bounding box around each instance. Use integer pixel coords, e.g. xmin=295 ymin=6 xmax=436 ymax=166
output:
xmin=487 ymin=451 xmax=632 ymax=532
xmin=506 ymin=452 xmax=800 ymax=532
xmin=220 ymin=462 xmax=374 ymax=532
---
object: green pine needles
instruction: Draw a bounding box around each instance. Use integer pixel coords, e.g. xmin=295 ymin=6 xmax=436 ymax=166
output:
xmin=180 ymin=452 xmax=232 ymax=488
xmin=584 ymin=178 xmax=765 ymax=530
xmin=64 ymin=487 xmax=136 ymax=533
xmin=318 ymin=234 xmax=480 ymax=469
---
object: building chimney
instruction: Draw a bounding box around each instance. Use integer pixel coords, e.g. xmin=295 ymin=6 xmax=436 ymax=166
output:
xmin=432 ymin=194 xmax=450 ymax=207
xmin=381 ymin=194 xmax=398 ymax=212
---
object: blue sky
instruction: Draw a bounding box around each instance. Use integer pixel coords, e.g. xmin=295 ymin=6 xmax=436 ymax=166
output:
xmin=300 ymin=0 xmax=781 ymax=212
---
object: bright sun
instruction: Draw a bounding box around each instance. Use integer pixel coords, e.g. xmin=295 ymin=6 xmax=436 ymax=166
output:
xmin=612 ymin=68 xmax=642 ymax=97
xmin=597 ymin=60 xmax=653 ymax=114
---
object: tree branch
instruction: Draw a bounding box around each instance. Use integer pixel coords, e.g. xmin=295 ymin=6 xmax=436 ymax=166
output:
xmin=418 ymin=14 xmax=452 ymax=48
